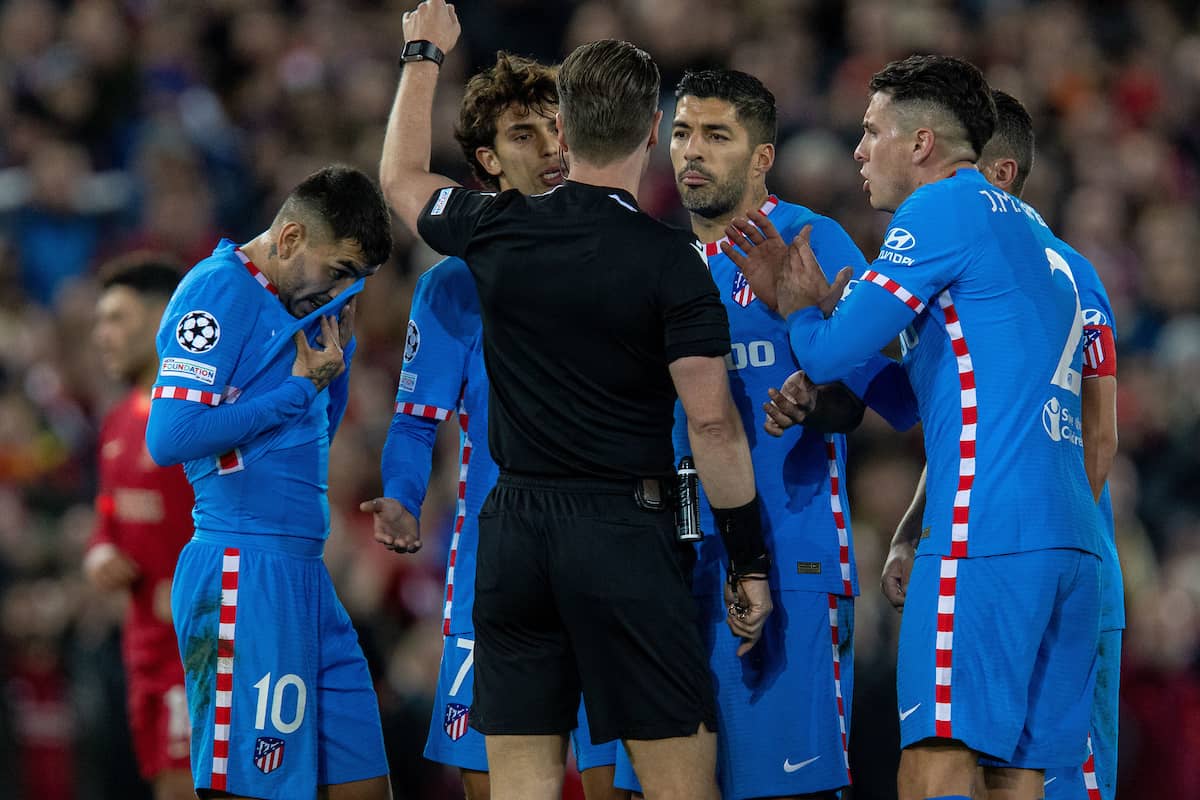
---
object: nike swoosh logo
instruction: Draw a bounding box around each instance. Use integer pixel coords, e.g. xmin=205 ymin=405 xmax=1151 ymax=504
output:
xmin=899 ymin=703 xmax=921 ymax=721
xmin=1044 ymin=777 xmax=1057 ymax=787
xmin=783 ymin=756 xmax=820 ymax=773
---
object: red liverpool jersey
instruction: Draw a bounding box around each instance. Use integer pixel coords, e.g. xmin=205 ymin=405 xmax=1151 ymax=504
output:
xmin=89 ymin=388 xmax=195 ymax=674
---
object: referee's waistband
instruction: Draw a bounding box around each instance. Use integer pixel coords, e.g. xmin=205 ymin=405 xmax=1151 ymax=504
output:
xmin=497 ymin=471 xmax=674 ymax=497
xmin=193 ymin=529 xmax=325 ymax=559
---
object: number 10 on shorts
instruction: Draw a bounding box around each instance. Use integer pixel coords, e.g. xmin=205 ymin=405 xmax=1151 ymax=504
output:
xmin=253 ymin=673 xmax=307 ymax=734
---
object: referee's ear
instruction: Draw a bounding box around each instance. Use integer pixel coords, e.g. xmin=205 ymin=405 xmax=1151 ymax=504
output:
xmin=646 ymin=109 xmax=663 ymax=150
xmin=555 ymin=112 xmax=568 ymax=156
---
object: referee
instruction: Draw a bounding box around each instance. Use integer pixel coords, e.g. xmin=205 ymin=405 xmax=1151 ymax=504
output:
xmin=380 ymin=4 xmax=772 ymax=799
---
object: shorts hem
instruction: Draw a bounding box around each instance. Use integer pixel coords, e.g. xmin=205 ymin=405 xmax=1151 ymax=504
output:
xmin=320 ymin=768 xmax=391 ymax=788
xmin=901 ymin=732 xmax=1009 ymax=764
xmin=423 ymin=751 xmax=488 ymax=772
xmin=603 ymin=715 xmax=718 ymax=744
xmin=470 ymin=718 xmax=577 ymax=737
xmin=724 ymin=779 xmax=850 ymax=800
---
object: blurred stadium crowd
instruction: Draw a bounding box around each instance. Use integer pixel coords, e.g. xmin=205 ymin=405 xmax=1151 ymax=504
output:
xmin=0 ymin=1 xmax=1197 ymax=798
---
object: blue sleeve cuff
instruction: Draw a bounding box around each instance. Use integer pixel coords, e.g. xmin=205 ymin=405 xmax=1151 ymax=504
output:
xmin=381 ymin=412 xmax=441 ymax=518
xmin=786 ymin=284 xmax=917 ymax=385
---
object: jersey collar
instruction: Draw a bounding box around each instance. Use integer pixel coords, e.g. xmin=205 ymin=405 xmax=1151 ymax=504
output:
xmin=703 ymin=194 xmax=779 ymax=257
xmin=234 ymin=246 xmax=279 ymax=296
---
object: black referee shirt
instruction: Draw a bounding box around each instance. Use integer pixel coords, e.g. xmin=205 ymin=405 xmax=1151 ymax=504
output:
xmin=417 ymin=180 xmax=730 ymax=479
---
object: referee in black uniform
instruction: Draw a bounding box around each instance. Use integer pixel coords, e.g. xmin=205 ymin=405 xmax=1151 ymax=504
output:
xmin=380 ymin=4 xmax=772 ymax=799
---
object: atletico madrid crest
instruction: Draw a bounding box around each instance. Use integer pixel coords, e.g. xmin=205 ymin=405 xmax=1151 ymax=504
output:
xmin=444 ymin=702 xmax=470 ymax=741
xmin=731 ymin=270 xmax=756 ymax=307
xmin=254 ymin=736 xmax=285 ymax=774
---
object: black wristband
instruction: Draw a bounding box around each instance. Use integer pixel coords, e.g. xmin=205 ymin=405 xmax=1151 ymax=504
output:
xmin=399 ymin=40 xmax=445 ymax=68
xmin=711 ymin=495 xmax=771 ymax=578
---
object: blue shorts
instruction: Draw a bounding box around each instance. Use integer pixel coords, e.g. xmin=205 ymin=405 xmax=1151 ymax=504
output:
xmin=424 ymin=632 xmax=616 ymax=772
xmin=615 ymin=591 xmax=854 ymax=799
xmin=1043 ymin=628 xmax=1121 ymax=800
xmin=897 ymin=550 xmax=1100 ymax=768
xmin=172 ymin=532 xmax=388 ymax=798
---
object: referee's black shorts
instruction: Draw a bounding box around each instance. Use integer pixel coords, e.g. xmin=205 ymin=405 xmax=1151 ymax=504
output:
xmin=469 ymin=472 xmax=717 ymax=744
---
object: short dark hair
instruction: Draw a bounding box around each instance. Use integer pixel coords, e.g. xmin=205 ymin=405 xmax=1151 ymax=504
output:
xmin=675 ymin=69 xmax=777 ymax=146
xmin=981 ymin=89 xmax=1036 ymax=196
xmin=279 ymin=165 xmax=393 ymax=267
xmin=100 ymin=252 xmax=184 ymax=298
xmin=456 ymin=53 xmax=559 ymax=191
xmin=557 ymin=39 xmax=660 ymax=166
xmin=868 ymin=55 xmax=996 ymax=160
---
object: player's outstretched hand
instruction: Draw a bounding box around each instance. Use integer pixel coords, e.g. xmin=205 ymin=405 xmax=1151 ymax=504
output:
xmin=293 ymin=316 xmax=345 ymax=391
xmin=763 ymin=370 xmax=818 ymax=436
xmin=83 ymin=542 xmax=140 ymax=591
xmin=361 ymin=497 xmax=422 ymax=554
xmin=881 ymin=539 xmax=916 ymax=611
xmin=725 ymin=575 xmax=773 ymax=657
xmin=818 ymin=266 xmax=854 ymax=318
xmin=403 ymin=0 xmax=461 ymax=56
xmin=721 ymin=209 xmax=787 ymax=311
xmin=778 ymin=227 xmax=856 ymax=318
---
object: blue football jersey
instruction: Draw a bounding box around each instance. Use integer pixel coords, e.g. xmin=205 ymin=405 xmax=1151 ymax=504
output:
xmin=787 ymin=169 xmax=1101 ymax=558
xmin=679 ymin=197 xmax=912 ymax=596
xmin=394 ymin=257 xmax=496 ymax=636
xmin=151 ymin=239 xmax=360 ymax=540
xmin=1023 ymin=206 xmax=1124 ymax=631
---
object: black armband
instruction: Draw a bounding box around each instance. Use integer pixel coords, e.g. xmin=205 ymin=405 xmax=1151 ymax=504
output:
xmin=711 ymin=495 xmax=771 ymax=578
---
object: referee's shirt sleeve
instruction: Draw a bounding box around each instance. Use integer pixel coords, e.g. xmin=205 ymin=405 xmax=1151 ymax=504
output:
xmin=416 ymin=186 xmax=497 ymax=257
xmin=660 ymin=238 xmax=731 ymax=362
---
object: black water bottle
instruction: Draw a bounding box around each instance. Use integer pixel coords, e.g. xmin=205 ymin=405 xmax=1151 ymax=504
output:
xmin=675 ymin=456 xmax=703 ymax=542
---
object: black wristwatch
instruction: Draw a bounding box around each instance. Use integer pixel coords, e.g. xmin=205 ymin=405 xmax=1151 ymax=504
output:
xmin=399 ymin=40 xmax=445 ymax=68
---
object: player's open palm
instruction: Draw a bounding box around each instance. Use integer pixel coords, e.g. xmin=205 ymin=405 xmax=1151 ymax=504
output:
xmin=360 ymin=497 xmax=422 ymax=554
xmin=293 ymin=316 xmax=345 ymax=391
xmin=881 ymin=539 xmax=915 ymax=611
xmin=721 ymin=210 xmax=788 ymax=311
xmin=786 ymin=229 xmax=854 ymax=318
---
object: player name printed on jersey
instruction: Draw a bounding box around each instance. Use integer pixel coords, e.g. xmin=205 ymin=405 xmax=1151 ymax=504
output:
xmin=444 ymin=702 xmax=470 ymax=741
xmin=254 ymin=736 xmax=285 ymax=775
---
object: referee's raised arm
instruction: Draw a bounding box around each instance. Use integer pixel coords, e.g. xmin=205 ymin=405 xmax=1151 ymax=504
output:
xmin=379 ymin=0 xmax=462 ymax=234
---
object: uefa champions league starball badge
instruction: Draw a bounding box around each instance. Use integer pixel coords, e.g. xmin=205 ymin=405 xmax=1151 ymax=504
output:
xmin=176 ymin=310 xmax=221 ymax=354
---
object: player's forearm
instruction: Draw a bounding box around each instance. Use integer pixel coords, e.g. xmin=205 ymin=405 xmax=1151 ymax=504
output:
xmin=380 ymin=62 xmax=457 ymax=236
xmin=787 ymin=284 xmax=915 ymax=385
xmin=380 ymin=412 xmax=439 ymax=518
xmin=1081 ymin=376 xmax=1118 ymax=501
xmin=802 ymin=382 xmax=866 ymax=434
xmin=146 ymin=377 xmax=316 ymax=466
xmin=893 ymin=465 xmax=927 ymax=548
